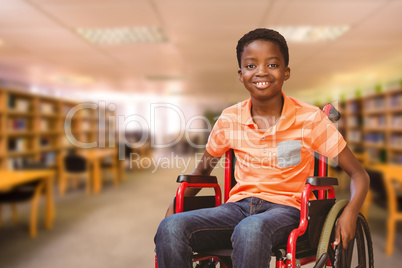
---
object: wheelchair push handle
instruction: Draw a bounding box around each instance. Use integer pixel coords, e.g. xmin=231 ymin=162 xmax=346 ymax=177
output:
xmin=322 ymin=103 xmax=341 ymax=123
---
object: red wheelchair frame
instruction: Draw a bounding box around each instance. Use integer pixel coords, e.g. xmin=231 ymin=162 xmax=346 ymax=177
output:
xmin=156 ymin=104 xmax=373 ymax=268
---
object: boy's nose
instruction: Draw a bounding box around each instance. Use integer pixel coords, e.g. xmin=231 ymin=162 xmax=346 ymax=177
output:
xmin=256 ymin=65 xmax=268 ymax=76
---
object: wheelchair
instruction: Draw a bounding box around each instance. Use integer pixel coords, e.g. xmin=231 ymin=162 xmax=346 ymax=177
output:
xmin=156 ymin=104 xmax=374 ymax=268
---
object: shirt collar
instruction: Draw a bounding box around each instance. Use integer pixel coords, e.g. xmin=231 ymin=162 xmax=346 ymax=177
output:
xmin=240 ymin=91 xmax=296 ymax=133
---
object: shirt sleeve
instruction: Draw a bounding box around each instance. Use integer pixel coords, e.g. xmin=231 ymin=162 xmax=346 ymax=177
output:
xmin=205 ymin=113 xmax=231 ymax=158
xmin=309 ymin=110 xmax=347 ymax=159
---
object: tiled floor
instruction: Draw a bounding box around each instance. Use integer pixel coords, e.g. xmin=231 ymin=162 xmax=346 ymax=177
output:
xmin=0 ymin=153 xmax=400 ymax=267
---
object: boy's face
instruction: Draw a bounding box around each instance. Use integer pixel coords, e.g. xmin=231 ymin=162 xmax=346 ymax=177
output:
xmin=238 ymin=40 xmax=290 ymax=102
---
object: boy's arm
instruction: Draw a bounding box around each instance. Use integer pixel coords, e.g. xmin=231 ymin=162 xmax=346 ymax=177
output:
xmin=164 ymin=150 xmax=222 ymax=217
xmin=333 ymin=146 xmax=370 ymax=249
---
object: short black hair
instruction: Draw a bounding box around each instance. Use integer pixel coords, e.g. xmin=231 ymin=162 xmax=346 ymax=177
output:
xmin=236 ymin=28 xmax=289 ymax=68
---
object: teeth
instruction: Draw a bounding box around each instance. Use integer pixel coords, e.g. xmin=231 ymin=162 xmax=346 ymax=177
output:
xmin=256 ymin=82 xmax=269 ymax=86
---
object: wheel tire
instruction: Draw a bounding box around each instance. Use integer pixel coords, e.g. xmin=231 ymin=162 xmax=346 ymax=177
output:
xmin=333 ymin=213 xmax=374 ymax=268
xmin=316 ymin=200 xmax=374 ymax=268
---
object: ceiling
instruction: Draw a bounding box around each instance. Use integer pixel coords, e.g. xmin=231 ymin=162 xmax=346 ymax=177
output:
xmin=0 ymin=0 xmax=401 ymax=104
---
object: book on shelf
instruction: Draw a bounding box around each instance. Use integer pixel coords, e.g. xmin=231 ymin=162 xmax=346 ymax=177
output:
xmin=347 ymin=102 xmax=360 ymax=113
xmin=367 ymin=148 xmax=387 ymax=163
xmin=365 ymin=133 xmax=385 ymax=145
xmin=365 ymin=97 xmax=385 ymax=110
xmin=364 ymin=115 xmax=386 ymax=128
xmin=40 ymin=103 xmax=55 ymax=114
xmin=7 ymin=157 xmax=25 ymax=170
xmin=347 ymin=116 xmax=362 ymax=127
xmin=40 ymin=137 xmax=50 ymax=147
xmin=8 ymin=118 xmax=27 ymax=131
xmin=390 ymin=134 xmax=402 ymax=147
xmin=391 ymin=115 xmax=402 ymax=126
xmin=8 ymin=94 xmax=15 ymax=109
xmin=40 ymin=152 xmax=56 ymax=166
xmin=16 ymin=99 xmax=30 ymax=112
xmin=390 ymin=153 xmax=402 ymax=164
xmin=40 ymin=118 xmax=49 ymax=131
xmin=8 ymin=95 xmax=30 ymax=112
xmin=389 ymin=94 xmax=402 ymax=108
xmin=348 ymin=130 xmax=362 ymax=142
xmin=7 ymin=138 xmax=27 ymax=152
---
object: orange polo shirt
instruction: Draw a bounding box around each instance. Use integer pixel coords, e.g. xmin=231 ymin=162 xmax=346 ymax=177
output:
xmin=206 ymin=92 xmax=346 ymax=210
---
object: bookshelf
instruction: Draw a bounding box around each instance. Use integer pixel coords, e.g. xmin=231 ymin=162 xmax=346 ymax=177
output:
xmin=339 ymin=87 xmax=402 ymax=164
xmin=388 ymin=89 xmax=402 ymax=164
xmin=343 ymin=98 xmax=364 ymax=154
xmin=0 ymin=88 xmax=116 ymax=172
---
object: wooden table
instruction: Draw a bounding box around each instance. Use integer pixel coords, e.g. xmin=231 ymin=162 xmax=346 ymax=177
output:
xmin=0 ymin=170 xmax=55 ymax=235
xmin=364 ymin=164 xmax=402 ymax=255
xmin=79 ymin=149 xmax=119 ymax=194
xmin=370 ymin=164 xmax=402 ymax=183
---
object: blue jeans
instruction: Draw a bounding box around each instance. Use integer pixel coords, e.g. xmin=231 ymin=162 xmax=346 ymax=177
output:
xmin=154 ymin=197 xmax=300 ymax=268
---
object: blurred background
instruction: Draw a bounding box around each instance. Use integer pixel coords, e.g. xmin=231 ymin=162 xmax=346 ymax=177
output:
xmin=0 ymin=0 xmax=401 ymax=267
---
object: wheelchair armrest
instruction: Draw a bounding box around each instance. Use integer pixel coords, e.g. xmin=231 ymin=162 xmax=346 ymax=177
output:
xmin=175 ymin=175 xmax=221 ymax=213
xmin=177 ymin=175 xmax=218 ymax=184
xmin=306 ymin=176 xmax=338 ymax=186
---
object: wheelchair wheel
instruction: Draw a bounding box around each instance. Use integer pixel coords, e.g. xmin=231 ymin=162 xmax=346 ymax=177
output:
xmin=333 ymin=213 xmax=374 ymax=268
xmin=316 ymin=200 xmax=374 ymax=268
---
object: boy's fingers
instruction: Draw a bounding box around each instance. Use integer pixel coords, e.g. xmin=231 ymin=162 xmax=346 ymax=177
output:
xmin=342 ymin=232 xmax=349 ymax=249
xmin=333 ymin=223 xmax=341 ymax=246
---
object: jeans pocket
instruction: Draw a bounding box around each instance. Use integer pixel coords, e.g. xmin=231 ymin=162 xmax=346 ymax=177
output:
xmin=277 ymin=140 xmax=301 ymax=168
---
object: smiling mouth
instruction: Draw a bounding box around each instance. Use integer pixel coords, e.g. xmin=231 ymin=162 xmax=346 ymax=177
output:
xmin=255 ymin=82 xmax=269 ymax=86
xmin=253 ymin=81 xmax=271 ymax=89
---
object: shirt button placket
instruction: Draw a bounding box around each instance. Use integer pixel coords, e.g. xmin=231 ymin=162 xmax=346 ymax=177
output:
xmin=261 ymin=136 xmax=266 ymax=154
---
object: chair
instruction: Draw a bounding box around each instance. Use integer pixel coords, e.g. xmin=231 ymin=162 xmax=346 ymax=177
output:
xmin=156 ymin=104 xmax=374 ymax=268
xmin=364 ymin=168 xmax=402 ymax=256
xmin=59 ymin=153 xmax=90 ymax=195
xmin=0 ymin=162 xmax=47 ymax=237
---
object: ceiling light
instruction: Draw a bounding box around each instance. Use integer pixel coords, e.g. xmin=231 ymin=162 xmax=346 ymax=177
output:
xmin=76 ymin=26 xmax=168 ymax=45
xmin=269 ymin=26 xmax=350 ymax=42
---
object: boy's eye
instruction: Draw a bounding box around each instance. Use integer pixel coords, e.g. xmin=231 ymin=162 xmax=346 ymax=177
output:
xmin=268 ymin=64 xmax=279 ymax=68
xmin=245 ymin=64 xmax=256 ymax=69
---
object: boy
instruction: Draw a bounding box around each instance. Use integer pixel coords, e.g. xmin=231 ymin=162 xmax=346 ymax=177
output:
xmin=155 ymin=28 xmax=369 ymax=268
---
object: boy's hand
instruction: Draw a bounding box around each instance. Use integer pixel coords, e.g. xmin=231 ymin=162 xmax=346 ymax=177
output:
xmin=333 ymin=208 xmax=358 ymax=249
xmin=334 ymin=146 xmax=370 ymax=249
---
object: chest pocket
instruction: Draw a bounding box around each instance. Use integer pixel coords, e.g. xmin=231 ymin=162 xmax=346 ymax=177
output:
xmin=277 ymin=140 xmax=301 ymax=168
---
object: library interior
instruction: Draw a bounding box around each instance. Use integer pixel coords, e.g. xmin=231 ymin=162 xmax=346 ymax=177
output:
xmin=0 ymin=0 xmax=401 ymax=267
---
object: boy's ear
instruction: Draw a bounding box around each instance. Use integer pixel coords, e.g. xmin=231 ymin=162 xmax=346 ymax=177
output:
xmin=238 ymin=68 xmax=244 ymax=83
xmin=284 ymin=67 xmax=291 ymax=81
